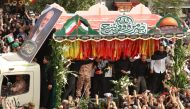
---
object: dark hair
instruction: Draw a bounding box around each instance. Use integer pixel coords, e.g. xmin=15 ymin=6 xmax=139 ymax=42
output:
xmin=159 ymin=44 xmax=166 ymax=50
xmin=140 ymin=54 xmax=147 ymax=57
xmin=159 ymin=44 xmax=164 ymax=47
xmin=44 ymin=55 xmax=50 ymax=61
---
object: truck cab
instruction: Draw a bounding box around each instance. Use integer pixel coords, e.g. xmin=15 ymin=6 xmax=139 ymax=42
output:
xmin=0 ymin=53 xmax=40 ymax=108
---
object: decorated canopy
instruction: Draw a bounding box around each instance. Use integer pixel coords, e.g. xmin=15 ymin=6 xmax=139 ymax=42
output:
xmin=54 ymin=3 xmax=161 ymax=30
xmin=51 ymin=3 xmax=188 ymax=60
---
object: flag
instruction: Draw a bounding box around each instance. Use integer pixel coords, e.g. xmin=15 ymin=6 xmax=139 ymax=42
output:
xmin=65 ymin=20 xmax=77 ymax=35
xmin=12 ymin=42 xmax=20 ymax=48
xmin=5 ymin=33 xmax=14 ymax=44
xmin=78 ymin=19 xmax=89 ymax=32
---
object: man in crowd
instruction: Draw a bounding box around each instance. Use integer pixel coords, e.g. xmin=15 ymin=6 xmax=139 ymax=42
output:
xmin=184 ymin=59 xmax=190 ymax=75
xmin=178 ymin=88 xmax=190 ymax=108
xmin=104 ymin=58 xmax=115 ymax=95
xmin=40 ymin=56 xmax=54 ymax=109
xmin=62 ymin=59 xmax=81 ymax=99
xmin=131 ymin=54 xmax=149 ymax=94
xmin=93 ymin=57 xmax=108 ymax=98
xmin=115 ymin=54 xmax=131 ymax=80
xmin=185 ymin=12 xmax=190 ymax=27
xmin=76 ymin=58 xmax=95 ymax=98
xmin=151 ymin=44 xmax=168 ymax=93
xmin=11 ymin=75 xmax=27 ymax=95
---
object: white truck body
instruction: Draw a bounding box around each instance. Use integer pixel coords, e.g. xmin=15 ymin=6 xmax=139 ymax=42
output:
xmin=0 ymin=53 xmax=40 ymax=108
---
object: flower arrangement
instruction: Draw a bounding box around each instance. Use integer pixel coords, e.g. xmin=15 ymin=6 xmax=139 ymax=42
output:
xmin=112 ymin=76 xmax=133 ymax=96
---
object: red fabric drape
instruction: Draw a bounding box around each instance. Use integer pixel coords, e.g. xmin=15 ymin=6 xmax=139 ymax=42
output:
xmin=65 ymin=39 xmax=160 ymax=61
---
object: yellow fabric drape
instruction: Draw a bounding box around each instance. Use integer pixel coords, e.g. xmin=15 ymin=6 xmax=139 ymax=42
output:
xmin=63 ymin=39 xmax=160 ymax=60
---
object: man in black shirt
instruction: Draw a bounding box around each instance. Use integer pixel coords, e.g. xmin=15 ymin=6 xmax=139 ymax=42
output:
xmin=93 ymin=57 xmax=108 ymax=98
xmin=115 ymin=55 xmax=131 ymax=80
xmin=40 ymin=56 xmax=54 ymax=109
xmin=131 ymin=54 xmax=149 ymax=94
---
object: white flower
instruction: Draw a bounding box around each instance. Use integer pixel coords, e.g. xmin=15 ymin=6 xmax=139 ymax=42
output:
xmin=62 ymin=46 xmax=69 ymax=51
xmin=56 ymin=66 xmax=58 ymax=69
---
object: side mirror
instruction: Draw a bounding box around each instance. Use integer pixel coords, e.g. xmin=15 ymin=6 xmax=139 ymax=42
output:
xmin=7 ymin=81 xmax=12 ymax=87
xmin=3 ymin=75 xmax=12 ymax=88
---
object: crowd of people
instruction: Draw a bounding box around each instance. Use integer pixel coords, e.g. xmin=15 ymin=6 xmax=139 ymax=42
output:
xmin=57 ymin=88 xmax=190 ymax=109
xmin=0 ymin=96 xmax=35 ymax=109
xmin=0 ymin=8 xmax=37 ymax=53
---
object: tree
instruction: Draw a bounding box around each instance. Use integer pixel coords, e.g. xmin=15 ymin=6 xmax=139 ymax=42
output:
xmin=152 ymin=0 xmax=183 ymax=16
xmin=57 ymin=0 xmax=95 ymax=13
xmin=167 ymin=39 xmax=189 ymax=89
xmin=29 ymin=0 xmax=95 ymax=13
xmin=139 ymin=0 xmax=183 ymax=16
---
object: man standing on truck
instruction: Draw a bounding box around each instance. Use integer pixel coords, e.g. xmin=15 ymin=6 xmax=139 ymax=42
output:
xmin=76 ymin=58 xmax=95 ymax=98
xmin=150 ymin=44 xmax=168 ymax=94
xmin=131 ymin=54 xmax=149 ymax=94
xmin=40 ymin=56 xmax=54 ymax=109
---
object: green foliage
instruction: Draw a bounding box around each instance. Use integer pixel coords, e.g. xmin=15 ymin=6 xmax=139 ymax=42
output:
xmin=168 ymin=39 xmax=189 ymax=89
xmin=138 ymin=0 xmax=183 ymax=16
xmin=50 ymin=40 xmax=70 ymax=107
xmin=187 ymin=42 xmax=190 ymax=56
xmin=29 ymin=0 xmax=95 ymax=13
xmin=77 ymin=98 xmax=106 ymax=109
xmin=138 ymin=0 xmax=148 ymax=6
xmin=57 ymin=0 xmax=95 ymax=13
xmin=112 ymin=76 xmax=133 ymax=96
xmin=167 ymin=72 xmax=189 ymax=89
xmin=153 ymin=0 xmax=183 ymax=16
xmin=173 ymin=40 xmax=186 ymax=75
xmin=78 ymin=98 xmax=89 ymax=109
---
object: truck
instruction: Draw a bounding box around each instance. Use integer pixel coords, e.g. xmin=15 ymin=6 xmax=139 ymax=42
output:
xmin=0 ymin=53 xmax=40 ymax=108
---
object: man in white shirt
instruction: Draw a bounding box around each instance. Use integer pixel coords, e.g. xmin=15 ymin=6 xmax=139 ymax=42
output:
xmin=150 ymin=44 xmax=168 ymax=93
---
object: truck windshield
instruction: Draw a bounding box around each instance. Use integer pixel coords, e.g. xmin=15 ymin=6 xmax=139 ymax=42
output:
xmin=1 ymin=74 xmax=30 ymax=96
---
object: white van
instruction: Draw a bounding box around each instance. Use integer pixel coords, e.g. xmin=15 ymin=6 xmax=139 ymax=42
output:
xmin=0 ymin=53 xmax=40 ymax=108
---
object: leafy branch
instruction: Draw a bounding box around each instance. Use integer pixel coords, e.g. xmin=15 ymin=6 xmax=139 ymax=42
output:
xmin=50 ymin=40 xmax=70 ymax=107
xmin=112 ymin=76 xmax=133 ymax=96
xmin=167 ymin=39 xmax=188 ymax=89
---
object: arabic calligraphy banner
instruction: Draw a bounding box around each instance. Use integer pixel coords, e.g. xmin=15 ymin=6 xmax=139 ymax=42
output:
xmin=99 ymin=16 xmax=148 ymax=35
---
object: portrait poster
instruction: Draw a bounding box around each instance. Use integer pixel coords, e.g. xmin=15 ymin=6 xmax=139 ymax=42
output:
xmin=17 ymin=6 xmax=62 ymax=62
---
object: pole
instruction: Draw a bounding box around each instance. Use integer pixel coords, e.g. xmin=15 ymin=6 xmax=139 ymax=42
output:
xmin=77 ymin=18 xmax=79 ymax=37
xmin=98 ymin=0 xmax=102 ymax=15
